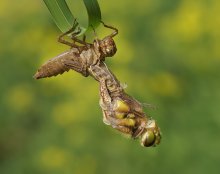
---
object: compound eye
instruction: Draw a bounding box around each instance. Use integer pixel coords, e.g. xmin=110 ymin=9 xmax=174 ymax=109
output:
xmin=141 ymin=130 xmax=156 ymax=147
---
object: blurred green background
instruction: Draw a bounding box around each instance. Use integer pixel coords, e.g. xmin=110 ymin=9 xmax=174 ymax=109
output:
xmin=1 ymin=0 xmax=220 ymax=174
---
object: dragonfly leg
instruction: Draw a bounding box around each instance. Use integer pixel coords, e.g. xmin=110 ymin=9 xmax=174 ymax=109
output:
xmin=58 ymin=19 xmax=79 ymax=47
xmin=70 ymin=28 xmax=90 ymax=46
xmin=100 ymin=21 xmax=118 ymax=37
xmin=90 ymin=25 xmax=100 ymax=46
xmin=83 ymin=34 xmax=86 ymax=42
xmin=99 ymin=78 xmax=112 ymax=107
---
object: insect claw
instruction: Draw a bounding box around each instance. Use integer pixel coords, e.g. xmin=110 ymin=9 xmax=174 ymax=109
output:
xmin=90 ymin=25 xmax=98 ymax=39
xmin=72 ymin=18 xmax=79 ymax=28
xmin=83 ymin=34 xmax=86 ymax=42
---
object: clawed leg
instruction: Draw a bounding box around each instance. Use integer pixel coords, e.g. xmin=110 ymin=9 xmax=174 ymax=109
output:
xmin=58 ymin=19 xmax=90 ymax=48
xmin=100 ymin=21 xmax=118 ymax=37
xmin=70 ymin=28 xmax=90 ymax=46
xmin=91 ymin=25 xmax=99 ymax=43
xmin=58 ymin=19 xmax=80 ymax=48
xmin=83 ymin=35 xmax=86 ymax=42
xmin=99 ymin=79 xmax=112 ymax=107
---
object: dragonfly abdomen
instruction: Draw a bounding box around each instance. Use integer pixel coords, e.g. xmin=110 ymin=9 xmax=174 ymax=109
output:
xmin=34 ymin=49 xmax=80 ymax=79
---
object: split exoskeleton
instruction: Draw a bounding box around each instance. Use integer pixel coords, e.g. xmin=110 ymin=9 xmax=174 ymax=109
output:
xmin=34 ymin=20 xmax=161 ymax=147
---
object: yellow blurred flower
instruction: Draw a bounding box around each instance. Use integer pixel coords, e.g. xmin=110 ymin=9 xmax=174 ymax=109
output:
xmin=5 ymin=84 xmax=34 ymax=113
xmin=52 ymin=101 xmax=90 ymax=127
xmin=148 ymin=72 xmax=181 ymax=97
xmin=40 ymin=146 xmax=71 ymax=170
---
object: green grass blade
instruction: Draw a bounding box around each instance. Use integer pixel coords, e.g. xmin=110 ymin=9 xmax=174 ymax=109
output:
xmin=83 ymin=0 xmax=101 ymax=30
xmin=43 ymin=0 xmax=102 ymax=34
xmin=43 ymin=0 xmax=74 ymax=32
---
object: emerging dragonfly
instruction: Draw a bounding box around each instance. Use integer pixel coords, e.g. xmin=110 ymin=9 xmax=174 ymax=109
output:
xmin=34 ymin=20 xmax=161 ymax=147
xmin=34 ymin=20 xmax=117 ymax=79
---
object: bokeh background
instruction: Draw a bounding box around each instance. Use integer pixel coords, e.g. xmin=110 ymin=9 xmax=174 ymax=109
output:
xmin=1 ymin=0 xmax=220 ymax=173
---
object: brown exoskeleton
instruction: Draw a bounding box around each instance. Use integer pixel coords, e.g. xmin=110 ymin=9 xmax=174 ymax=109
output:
xmin=34 ymin=20 xmax=161 ymax=147
xmin=34 ymin=20 xmax=118 ymax=79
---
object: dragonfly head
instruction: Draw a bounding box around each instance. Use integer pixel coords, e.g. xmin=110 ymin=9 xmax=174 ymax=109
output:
xmin=140 ymin=119 xmax=161 ymax=147
xmin=99 ymin=36 xmax=117 ymax=58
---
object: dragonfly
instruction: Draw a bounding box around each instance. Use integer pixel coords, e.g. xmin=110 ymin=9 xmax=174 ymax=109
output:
xmin=34 ymin=20 xmax=161 ymax=147
xmin=91 ymin=62 xmax=161 ymax=147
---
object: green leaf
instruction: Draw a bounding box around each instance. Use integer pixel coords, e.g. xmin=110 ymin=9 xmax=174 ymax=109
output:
xmin=83 ymin=0 xmax=101 ymax=30
xmin=43 ymin=0 xmax=101 ymax=35
xmin=43 ymin=0 xmax=74 ymax=32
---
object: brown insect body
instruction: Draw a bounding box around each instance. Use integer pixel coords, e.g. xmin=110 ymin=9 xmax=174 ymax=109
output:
xmin=35 ymin=48 xmax=78 ymax=79
xmin=34 ymin=33 xmax=117 ymax=79
xmin=93 ymin=62 xmax=161 ymax=147
xmin=34 ymin=22 xmax=161 ymax=147
xmin=34 ymin=46 xmax=92 ymax=79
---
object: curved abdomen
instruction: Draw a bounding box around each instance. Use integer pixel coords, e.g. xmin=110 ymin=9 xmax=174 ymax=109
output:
xmin=34 ymin=49 xmax=87 ymax=79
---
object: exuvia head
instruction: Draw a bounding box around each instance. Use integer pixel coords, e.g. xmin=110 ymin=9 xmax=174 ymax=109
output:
xmin=99 ymin=36 xmax=117 ymax=58
xmin=95 ymin=21 xmax=118 ymax=58
xmin=140 ymin=119 xmax=161 ymax=147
